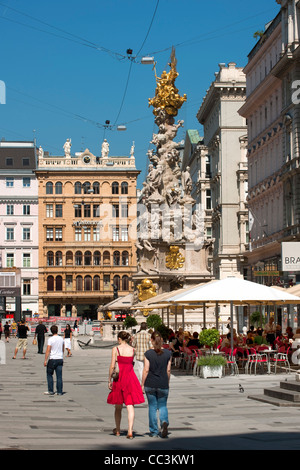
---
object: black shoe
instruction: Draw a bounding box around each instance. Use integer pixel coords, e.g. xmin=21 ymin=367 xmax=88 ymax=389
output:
xmin=161 ymin=422 xmax=168 ymax=438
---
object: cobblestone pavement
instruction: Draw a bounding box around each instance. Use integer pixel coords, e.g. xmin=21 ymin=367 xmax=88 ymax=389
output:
xmin=0 ymin=336 xmax=300 ymax=452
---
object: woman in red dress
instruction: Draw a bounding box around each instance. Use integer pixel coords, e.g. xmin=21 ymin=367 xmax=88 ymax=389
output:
xmin=107 ymin=331 xmax=144 ymax=439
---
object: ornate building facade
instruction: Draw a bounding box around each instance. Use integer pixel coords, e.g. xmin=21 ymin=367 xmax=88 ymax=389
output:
xmin=36 ymin=141 xmax=139 ymax=319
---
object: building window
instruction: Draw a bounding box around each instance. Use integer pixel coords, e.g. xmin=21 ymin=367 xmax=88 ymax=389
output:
xmin=66 ymin=251 xmax=73 ymax=265
xmin=46 ymin=227 xmax=54 ymax=241
xmin=103 ymin=274 xmax=110 ymax=290
xmin=75 ymin=227 xmax=82 ymax=241
xmin=55 ymin=227 xmax=63 ymax=241
xmin=47 ymin=276 xmax=54 ymax=291
xmin=74 ymin=182 xmax=81 ymax=194
xmin=93 ymin=204 xmax=100 ymax=217
xmin=23 ymin=204 xmax=30 ymax=215
xmin=93 ymin=182 xmax=100 ymax=194
xmin=46 ymin=204 xmax=53 ymax=218
xmin=93 ymin=275 xmax=100 ymax=291
xmin=23 ymin=177 xmax=30 ymax=187
xmin=83 ymin=182 xmax=91 ymax=194
xmin=93 ymin=226 xmax=100 ymax=241
xmin=122 ymin=251 xmax=129 ymax=266
xmin=6 ymin=178 xmax=14 ymax=187
xmin=6 ymin=228 xmax=14 ymax=240
xmin=84 ymin=275 xmax=92 ymax=291
xmin=121 ymin=227 xmax=128 ymax=241
xmin=112 ymin=227 xmax=119 ymax=241
xmin=122 ymin=275 xmax=129 ymax=291
xmin=84 ymin=227 xmax=91 ymax=241
xmin=84 ymin=251 xmax=92 ymax=265
xmin=46 ymin=182 xmax=53 ymax=194
xmin=75 ymin=251 xmax=82 ymax=266
xmin=112 ymin=182 xmax=119 ymax=194
xmin=76 ymin=275 xmax=83 ymax=291
xmin=6 ymin=157 xmax=13 ymax=166
xmin=93 ymin=251 xmax=101 ymax=265
xmin=23 ymin=228 xmax=31 ymax=240
xmin=23 ymin=158 xmax=30 ymax=167
xmin=6 ymin=253 xmax=14 ymax=267
xmin=23 ymin=279 xmax=31 ymax=295
xmin=113 ymin=275 xmax=120 ymax=291
xmin=103 ymin=251 xmax=110 ymax=265
xmin=121 ymin=204 xmax=128 ymax=218
xmin=113 ymin=251 xmax=120 ymax=266
xmin=66 ymin=275 xmax=73 ymax=291
xmin=74 ymin=204 xmax=82 ymax=218
xmin=206 ymin=189 xmax=212 ymax=210
xmin=23 ymin=253 xmax=31 ymax=267
xmin=6 ymin=204 xmax=14 ymax=215
xmin=55 ymin=182 xmax=62 ymax=194
xmin=55 ymin=276 xmax=62 ymax=291
xmin=55 ymin=251 xmax=63 ymax=266
xmin=121 ymin=182 xmax=128 ymax=194
xmin=55 ymin=204 xmax=63 ymax=218
xmin=83 ymin=204 xmax=91 ymax=218
xmin=112 ymin=204 xmax=119 ymax=218
xmin=47 ymin=251 xmax=54 ymax=266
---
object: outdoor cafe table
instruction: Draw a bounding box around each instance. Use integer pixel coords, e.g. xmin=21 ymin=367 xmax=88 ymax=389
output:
xmin=261 ymin=349 xmax=277 ymax=374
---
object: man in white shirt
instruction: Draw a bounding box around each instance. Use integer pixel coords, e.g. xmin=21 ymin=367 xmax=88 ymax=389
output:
xmin=44 ymin=325 xmax=64 ymax=396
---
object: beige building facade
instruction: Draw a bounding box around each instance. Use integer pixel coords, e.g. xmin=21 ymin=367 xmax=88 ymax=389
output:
xmin=36 ymin=142 xmax=139 ymax=319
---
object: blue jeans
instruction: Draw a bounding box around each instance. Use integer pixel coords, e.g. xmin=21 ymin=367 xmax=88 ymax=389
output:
xmin=47 ymin=359 xmax=63 ymax=394
xmin=144 ymin=387 xmax=169 ymax=435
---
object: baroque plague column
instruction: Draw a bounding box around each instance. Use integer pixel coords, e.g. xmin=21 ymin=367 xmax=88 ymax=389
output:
xmin=133 ymin=50 xmax=213 ymax=325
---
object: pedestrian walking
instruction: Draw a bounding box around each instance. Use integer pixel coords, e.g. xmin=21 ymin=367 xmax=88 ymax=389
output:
xmin=132 ymin=322 xmax=152 ymax=383
xmin=0 ymin=321 xmax=2 ymax=340
xmin=44 ymin=325 xmax=64 ymax=396
xmin=64 ymin=324 xmax=72 ymax=357
xmin=141 ymin=331 xmax=172 ymax=438
xmin=4 ymin=321 xmax=10 ymax=343
xmin=107 ymin=331 xmax=144 ymax=439
xmin=34 ymin=320 xmax=48 ymax=354
xmin=12 ymin=319 xmax=29 ymax=359
xmin=11 ymin=320 xmax=17 ymax=338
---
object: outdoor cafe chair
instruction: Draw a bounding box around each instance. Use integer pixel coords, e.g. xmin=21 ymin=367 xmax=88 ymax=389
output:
xmin=225 ymin=348 xmax=239 ymax=376
xmin=270 ymin=347 xmax=291 ymax=374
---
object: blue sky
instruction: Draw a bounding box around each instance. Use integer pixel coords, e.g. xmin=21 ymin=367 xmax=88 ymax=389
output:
xmin=0 ymin=0 xmax=280 ymax=188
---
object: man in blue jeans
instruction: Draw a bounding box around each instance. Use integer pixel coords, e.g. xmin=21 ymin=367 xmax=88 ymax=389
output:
xmin=44 ymin=325 xmax=64 ymax=396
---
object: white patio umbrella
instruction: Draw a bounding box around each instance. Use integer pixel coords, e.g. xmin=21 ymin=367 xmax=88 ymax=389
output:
xmin=166 ymin=276 xmax=300 ymax=357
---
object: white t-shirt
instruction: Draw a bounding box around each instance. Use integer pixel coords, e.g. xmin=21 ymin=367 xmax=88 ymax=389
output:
xmin=47 ymin=335 xmax=64 ymax=360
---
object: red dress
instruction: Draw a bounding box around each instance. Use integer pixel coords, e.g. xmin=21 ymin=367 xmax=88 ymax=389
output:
xmin=107 ymin=354 xmax=145 ymax=406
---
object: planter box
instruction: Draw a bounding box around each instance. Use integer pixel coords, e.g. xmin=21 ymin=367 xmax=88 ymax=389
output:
xmin=201 ymin=365 xmax=223 ymax=379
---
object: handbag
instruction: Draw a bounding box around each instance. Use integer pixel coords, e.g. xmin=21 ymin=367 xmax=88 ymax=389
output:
xmin=32 ymin=338 xmax=37 ymax=345
xmin=111 ymin=347 xmax=120 ymax=381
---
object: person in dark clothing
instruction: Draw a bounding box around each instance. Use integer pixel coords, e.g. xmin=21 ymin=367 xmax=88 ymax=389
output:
xmin=141 ymin=331 xmax=172 ymax=438
xmin=12 ymin=319 xmax=29 ymax=359
xmin=34 ymin=320 xmax=48 ymax=354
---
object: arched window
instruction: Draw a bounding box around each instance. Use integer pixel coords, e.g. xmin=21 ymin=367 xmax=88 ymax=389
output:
xmin=103 ymin=251 xmax=110 ymax=265
xmin=84 ymin=251 xmax=92 ymax=266
xmin=122 ymin=275 xmax=129 ymax=291
xmin=93 ymin=251 xmax=101 ymax=266
xmin=93 ymin=275 xmax=100 ymax=291
xmin=66 ymin=251 xmax=73 ymax=265
xmin=47 ymin=251 xmax=54 ymax=266
xmin=47 ymin=275 xmax=54 ymax=291
xmin=93 ymin=182 xmax=100 ymax=194
xmin=121 ymin=182 xmax=128 ymax=194
xmin=113 ymin=251 xmax=120 ymax=266
xmin=74 ymin=181 xmax=82 ymax=194
xmin=75 ymin=251 xmax=82 ymax=266
xmin=83 ymin=181 xmax=91 ymax=194
xmin=122 ymin=251 xmax=129 ymax=266
xmin=55 ymin=251 xmax=63 ymax=266
xmin=76 ymin=275 xmax=83 ymax=291
xmin=55 ymin=182 xmax=62 ymax=194
xmin=46 ymin=182 xmax=53 ymax=194
xmin=84 ymin=275 xmax=92 ymax=291
xmin=113 ymin=275 xmax=120 ymax=291
xmin=55 ymin=275 xmax=62 ymax=291
xmin=112 ymin=181 xmax=119 ymax=194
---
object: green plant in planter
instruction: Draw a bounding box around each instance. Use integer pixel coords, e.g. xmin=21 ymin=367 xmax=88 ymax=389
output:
xmin=198 ymin=355 xmax=227 ymax=367
xmin=146 ymin=314 xmax=162 ymax=331
xmin=199 ymin=328 xmax=220 ymax=350
xmin=123 ymin=315 xmax=138 ymax=329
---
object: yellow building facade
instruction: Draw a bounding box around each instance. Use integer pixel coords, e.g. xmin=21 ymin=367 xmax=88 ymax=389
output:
xmin=36 ymin=145 xmax=139 ymax=319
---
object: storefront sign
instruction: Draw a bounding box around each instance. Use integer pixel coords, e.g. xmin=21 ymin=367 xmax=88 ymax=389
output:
xmin=282 ymin=242 xmax=300 ymax=271
xmin=254 ymin=271 xmax=280 ymax=276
